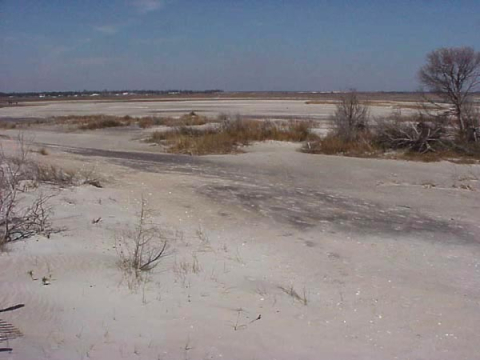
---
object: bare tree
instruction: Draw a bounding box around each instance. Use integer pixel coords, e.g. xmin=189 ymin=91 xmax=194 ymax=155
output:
xmin=418 ymin=47 xmax=480 ymax=139
xmin=332 ymin=89 xmax=369 ymax=140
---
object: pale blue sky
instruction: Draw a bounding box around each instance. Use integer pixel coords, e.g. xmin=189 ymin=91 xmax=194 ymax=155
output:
xmin=1 ymin=0 xmax=479 ymax=92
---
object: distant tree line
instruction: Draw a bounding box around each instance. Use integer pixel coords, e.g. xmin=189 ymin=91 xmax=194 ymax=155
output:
xmin=0 ymin=89 xmax=224 ymax=98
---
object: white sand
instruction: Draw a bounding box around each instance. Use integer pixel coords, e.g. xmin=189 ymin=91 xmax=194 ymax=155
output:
xmin=0 ymin=123 xmax=479 ymax=359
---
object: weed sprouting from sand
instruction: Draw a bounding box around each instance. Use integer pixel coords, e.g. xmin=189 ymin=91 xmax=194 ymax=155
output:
xmin=231 ymin=309 xmax=262 ymax=331
xmin=196 ymin=226 xmax=213 ymax=252
xmin=278 ymin=284 xmax=308 ymax=305
xmin=115 ymin=197 xmax=169 ymax=284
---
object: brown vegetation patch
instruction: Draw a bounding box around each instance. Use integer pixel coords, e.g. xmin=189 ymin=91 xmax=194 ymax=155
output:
xmin=304 ymin=129 xmax=480 ymax=163
xmin=138 ymin=112 xmax=212 ymax=128
xmin=52 ymin=115 xmax=133 ymax=130
xmin=303 ymin=133 xmax=381 ymax=157
xmin=148 ymin=118 xmax=317 ymax=155
xmin=0 ymin=118 xmax=50 ymax=129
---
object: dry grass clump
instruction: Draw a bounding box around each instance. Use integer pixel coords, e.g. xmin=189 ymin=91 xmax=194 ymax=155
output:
xmin=79 ymin=118 xmax=124 ymax=130
xmin=304 ymin=133 xmax=380 ymax=157
xmin=0 ymin=121 xmax=18 ymax=129
xmin=1 ymin=112 xmax=213 ymax=131
xmin=221 ymin=118 xmax=315 ymax=143
xmin=147 ymin=117 xmax=316 ymax=155
xmin=0 ymin=119 xmax=50 ymax=129
xmin=53 ymin=115 xmax=134 ymax=130
xmin=33 ymin=164 xmax=103 ymax=188
xmin=168 ymin=130 xmax=238 ymax=155
xmin=138 ymin=112 xmax=212 ymax=128
xmin=38 ymin=148 xmax=49 ymax=156
xmin=177 ymin=112 xmax=210 ymax=126
xmin=34 ymin=164 xmax=77 ymax=186
xmin=137 ymin=117 xmax=166 ymax=128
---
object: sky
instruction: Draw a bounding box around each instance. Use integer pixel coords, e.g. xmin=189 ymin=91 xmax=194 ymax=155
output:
xmin=1 ymin=0 xmax=480 ymax=92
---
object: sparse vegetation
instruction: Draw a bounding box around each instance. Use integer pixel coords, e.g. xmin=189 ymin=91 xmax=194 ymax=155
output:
xmin=52 ymin=115 xmax=133 ymax=130
xmin=0 ymin=118 xmax=50 ymax=129
xmin=331 ymin=89 xmax=370 ymax=141
xmin=304 ymin=110 xmax=480 ymax=162
xmin=0 ymin=136 xmax=105 ymax=250
xmin=147 ymin=116 xmax=317 ymax=155
xmin=0 ymin=136 xmax=54 ymax=250
xmin=32 ymin=163 xmax=102 ymax=188
xmin=304 ymin=132 xmax=379 ymax=157
xmin=78 ymin=118 xmax=124 ymax=130
xmin=50 ymin=112 xmax=215 ymax=131
xmin=305 ymin=91 xmax=480 ymax=162
xmin=138 ymin=114 xmax=211 ymax=128
xmin=278 ymin=284 xmax=308 ymax=306
xmin=304 ymin=48 xmax=480 ymax=162
xmin=115 ymin=198 xmax=169 ymax=282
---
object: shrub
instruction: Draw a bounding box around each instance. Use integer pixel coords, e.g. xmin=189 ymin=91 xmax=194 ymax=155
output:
xmin=305 ymin=111 xmax=480 ymax=162
xmin=0 ymin=136 xmax=53 ymax=249
xmin=115 ymin=198 xmax=168 ymax=281
xmin=331 ymin=90 xmax=370 ymax=141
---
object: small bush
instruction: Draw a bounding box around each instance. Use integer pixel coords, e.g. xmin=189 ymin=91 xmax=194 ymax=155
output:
xmin=1 ymin=136 xmax=54 ymax=248
xmin=33 ymin=164 xmax=103 ymax=187
xmin=331 ymin=90 xmax=370 ymax=141
xmin=34 ymin=164 xmax=77 ymax=186
xmin=116 ymin=198 xmax=168 ymax=282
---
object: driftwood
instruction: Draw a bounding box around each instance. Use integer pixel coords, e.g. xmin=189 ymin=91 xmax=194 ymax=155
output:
xmin=376 ymin=119 xmax=448 ymax=153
